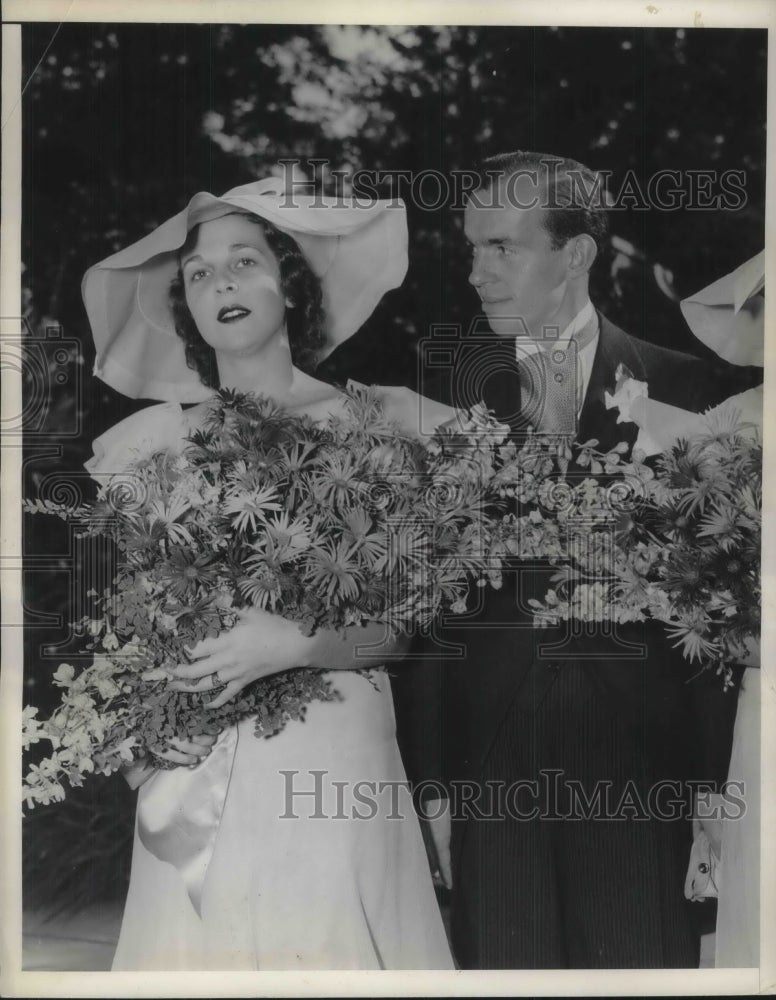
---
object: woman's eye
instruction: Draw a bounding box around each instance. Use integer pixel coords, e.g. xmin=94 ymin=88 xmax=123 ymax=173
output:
xmin=235 ymin=256 xmax=256 ymax=268
xmin=189 ymin=269 xmax=208 ymax=282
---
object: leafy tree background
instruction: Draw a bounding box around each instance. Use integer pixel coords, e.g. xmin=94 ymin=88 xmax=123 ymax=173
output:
xmin=20 ymin=22 xmax=766 ymax=910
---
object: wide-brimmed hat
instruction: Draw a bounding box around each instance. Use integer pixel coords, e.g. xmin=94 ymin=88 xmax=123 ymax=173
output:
xmin=679 ymin=250 xmax=764 ymax=367
xmin=82 ymin=177 xmax=408 ymax=402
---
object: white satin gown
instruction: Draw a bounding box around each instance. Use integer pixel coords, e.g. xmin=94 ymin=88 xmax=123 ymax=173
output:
xmin=86 ymin=403 xmax=453 ymax=971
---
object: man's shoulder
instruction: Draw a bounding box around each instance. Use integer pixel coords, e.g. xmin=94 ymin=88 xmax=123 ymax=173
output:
xmin=596 ymin=311 xmax=756 ymax=410
xmin=597 ymin=313 xmax=702 ymax=373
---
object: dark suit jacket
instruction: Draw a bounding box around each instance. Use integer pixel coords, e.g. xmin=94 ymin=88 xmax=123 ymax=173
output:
xmin=394 ymin=313 xmax=746 ymax=800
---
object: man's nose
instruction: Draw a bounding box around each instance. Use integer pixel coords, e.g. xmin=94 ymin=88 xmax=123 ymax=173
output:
xmin=469 ymin=250 xmax=490 ymax=288
xmin=469 ymin=253 xmax=489 ymax=288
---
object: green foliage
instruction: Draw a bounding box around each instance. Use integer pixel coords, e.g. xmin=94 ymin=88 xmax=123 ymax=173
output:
xmin=22 ymin=23 xmax=766 ymax=386
xmin=22 ymin=386 xmax=518 ymax=807
xmin=516 ymin=417 xmax=762 ymax=682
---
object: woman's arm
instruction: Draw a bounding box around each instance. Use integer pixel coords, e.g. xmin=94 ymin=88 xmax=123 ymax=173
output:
xmin=168 ymin=608 xmax=409 ymax=709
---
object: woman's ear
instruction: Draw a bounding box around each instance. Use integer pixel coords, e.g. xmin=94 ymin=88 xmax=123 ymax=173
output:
xmin=285 ymin=297 xmax=295 ymax=309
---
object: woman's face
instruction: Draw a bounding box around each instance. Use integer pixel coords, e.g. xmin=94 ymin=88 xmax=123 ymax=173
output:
xmin=181 ymin=214 xmax=288 ymax=359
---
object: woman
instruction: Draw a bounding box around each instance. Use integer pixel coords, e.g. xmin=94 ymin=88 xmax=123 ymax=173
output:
xmin=82 ymin=178 xmax=454 ymax=971
xmin=625 ymin=251 xmax=763 ymax=968
xmin=683 ymin=253 xmax=763 ymax=970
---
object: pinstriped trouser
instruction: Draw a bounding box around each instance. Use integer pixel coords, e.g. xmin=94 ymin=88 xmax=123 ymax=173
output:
xmin=449 ymin=661 xmax=699 ymax=969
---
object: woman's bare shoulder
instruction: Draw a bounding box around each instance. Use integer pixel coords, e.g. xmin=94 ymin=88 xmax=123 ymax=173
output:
xmin=370 ymin=385 xmax=457 ymax=438
xmin=181 ymin=400 xmax=214 ymax=434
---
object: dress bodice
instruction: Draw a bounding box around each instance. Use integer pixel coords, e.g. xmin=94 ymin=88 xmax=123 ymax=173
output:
xmin=85 ymin=401 xmax=191 ymax=481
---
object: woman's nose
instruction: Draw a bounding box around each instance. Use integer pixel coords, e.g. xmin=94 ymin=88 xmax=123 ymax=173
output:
xmin=216 ymin=270 xmax=238 ymax=293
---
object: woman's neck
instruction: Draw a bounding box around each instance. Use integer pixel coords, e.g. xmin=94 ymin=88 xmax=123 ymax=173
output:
xmin=214 ymin=339 xmax=295 ymax=401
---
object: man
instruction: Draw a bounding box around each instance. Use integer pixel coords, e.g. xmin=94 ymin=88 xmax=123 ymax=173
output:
xmin=395 ymin=151 xmax=747 ymax=969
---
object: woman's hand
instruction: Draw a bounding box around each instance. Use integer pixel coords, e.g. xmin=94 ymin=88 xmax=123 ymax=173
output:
xmin=729 ymin=635 xmax=760 ymax=669
xmin=153 ymin=732 xmax=219 ymax=767
xmin=168 ymin=608 xmax=317 ymax=709
xmin=168 ymin=607 xmax=406 ymax=709
xmin=121 ymin=732 xmax=217 ymax=789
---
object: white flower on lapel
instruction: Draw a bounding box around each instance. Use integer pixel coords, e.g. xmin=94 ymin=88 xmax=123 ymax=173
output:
xmin=604 ymin=363 xmax=663 ymax=457
xmin=604 ymin=363 xmax=649 ymax=424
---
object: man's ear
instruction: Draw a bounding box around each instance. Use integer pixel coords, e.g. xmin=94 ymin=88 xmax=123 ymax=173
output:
xmin=566 ymin=234 xmax=598 ymax=277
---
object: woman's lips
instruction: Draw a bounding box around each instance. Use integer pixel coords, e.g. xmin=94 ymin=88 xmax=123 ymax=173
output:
xmin=217 ymin=305 xmax=251 ymax=323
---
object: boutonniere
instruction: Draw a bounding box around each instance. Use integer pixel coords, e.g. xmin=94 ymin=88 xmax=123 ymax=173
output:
xmin=603 ymin=363 xmax=662 ymax=457
xmin=603 ymin=363 xmax=649 ymax=425
xmin=604 ymin=362 xmax=720 ymax=459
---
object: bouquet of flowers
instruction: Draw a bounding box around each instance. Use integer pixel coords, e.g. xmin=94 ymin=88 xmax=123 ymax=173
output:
xmin=22 ymin=386 xmax=510 ymax=808
xmin=23 ymin=383 xmax=760 ymax=809
xmin=500 ymin=410 xmax=761 ymax=685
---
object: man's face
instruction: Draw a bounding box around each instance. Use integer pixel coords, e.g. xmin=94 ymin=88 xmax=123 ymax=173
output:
xmin=464 ymin=180 xmax=571 ymax=339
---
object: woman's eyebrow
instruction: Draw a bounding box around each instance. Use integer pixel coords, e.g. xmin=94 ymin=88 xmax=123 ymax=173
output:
xmin=182 ymin=242 xmax=263 ymax=268
xmin=229 ymin=242 xmax=263 ymax=253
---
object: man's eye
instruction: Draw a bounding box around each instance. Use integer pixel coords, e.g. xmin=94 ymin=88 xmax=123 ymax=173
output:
xmin=189 ymin=269 xmax=208 ymax=282
xmin=235 ymin=256 xmax=256 ymax=268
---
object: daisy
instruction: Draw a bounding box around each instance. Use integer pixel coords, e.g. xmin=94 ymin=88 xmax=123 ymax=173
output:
xmin=146 ymin=495 xmax=195 ymax=545
xmin=162 ymin=548 xmax=219 ymax=601
xmin=309 ymin=451 xmax=363 ymax=510
xmin=222 ymin=484 xmax=283 ymax=534
xmin=305 ymin=540 xmax=363 ymax=604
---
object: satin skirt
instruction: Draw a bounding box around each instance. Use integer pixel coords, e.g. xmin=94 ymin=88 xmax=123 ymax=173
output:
xmin=111 ymin=669 xmax=453 ymax=970
xmin=715 ymin=667 xmax=760 ymax=968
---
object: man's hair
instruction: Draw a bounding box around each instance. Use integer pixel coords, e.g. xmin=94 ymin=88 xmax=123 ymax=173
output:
xmin=476 ymin=150 xmax=610 ymax=258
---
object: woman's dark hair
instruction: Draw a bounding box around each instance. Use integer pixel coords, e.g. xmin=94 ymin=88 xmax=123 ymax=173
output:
xmin=169 ymin=212 xmax=325 ymax=388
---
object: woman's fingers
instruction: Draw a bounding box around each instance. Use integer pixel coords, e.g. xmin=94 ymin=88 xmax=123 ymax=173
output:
xmin=170 ymin=650 xmax=233 ymax=682
xmin=190 ymin=732 xmax=218 ymax=747
xmin=153 ymin=747 xmax=196 ymax=766
xmin=167 ymin=673 xmax=217 ymax=693
xmin=184 ymin=635 xmax=224 ymax=660
xmin=167 ymin=736 xmax=212 ymax=756
xmin=150 ymin=733 xmax=219 ymax=768
xmin=205 ymin=680 xmax=245 ymax=710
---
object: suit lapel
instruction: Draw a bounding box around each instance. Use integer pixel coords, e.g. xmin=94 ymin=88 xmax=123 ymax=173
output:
xmin=577 ymin=314 xmax=644 ymax=453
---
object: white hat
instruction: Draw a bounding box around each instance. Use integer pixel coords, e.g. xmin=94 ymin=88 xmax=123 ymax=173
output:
xmin=679 ymin=250 xmax=764 ymax=367
xmin=82 ymin=177 xmax=408 ymax=402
